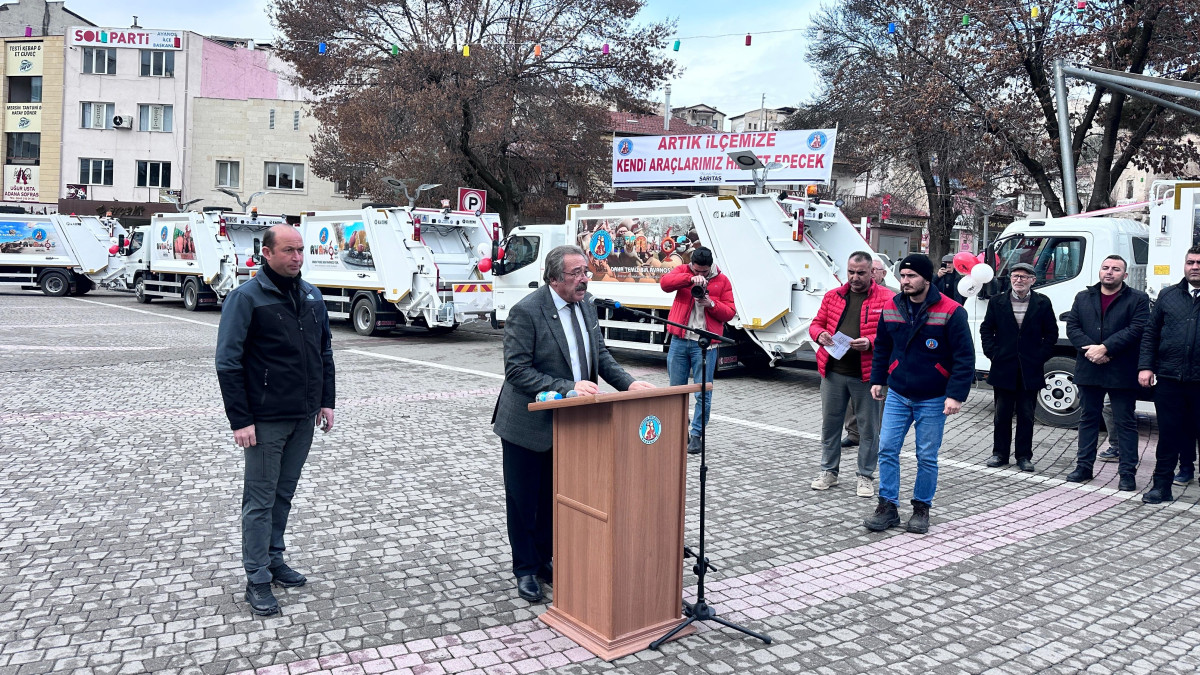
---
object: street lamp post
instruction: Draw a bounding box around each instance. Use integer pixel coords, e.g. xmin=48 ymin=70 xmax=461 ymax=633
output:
xmin=726 ymin=150 xmax=783 ymax=194
xmin=966 ymin=196 xmax=1015 ymax=253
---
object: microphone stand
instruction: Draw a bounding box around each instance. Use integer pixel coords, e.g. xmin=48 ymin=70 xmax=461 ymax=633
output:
xmin=592 ymin=299 xmax=772 ymax=650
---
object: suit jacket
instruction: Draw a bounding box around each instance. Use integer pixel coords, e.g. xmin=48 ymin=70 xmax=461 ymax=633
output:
xmin=492 ymin=285 xmax=635 ymax=451
xmin=979 ymin=290 xmax=1058 ymax=390
xmin=1065 ymin=282 xmax=1150 ymax=389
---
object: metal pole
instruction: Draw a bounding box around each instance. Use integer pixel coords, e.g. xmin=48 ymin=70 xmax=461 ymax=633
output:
xmin=1054 ymin=60 xmax=1080 ymax=215
xmin=981 ymin=210 xmax=990 ymax=253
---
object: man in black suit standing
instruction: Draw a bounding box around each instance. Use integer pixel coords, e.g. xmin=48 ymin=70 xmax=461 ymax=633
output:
xmin=492 ymin=245 xmax=654 ymax=603
xmin=979 ymin=263 xmax=1059 ymax=472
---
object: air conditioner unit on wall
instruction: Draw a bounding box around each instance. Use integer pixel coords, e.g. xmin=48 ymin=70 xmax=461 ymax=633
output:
xmin=112 ymin=115 xmax=132 ymax=129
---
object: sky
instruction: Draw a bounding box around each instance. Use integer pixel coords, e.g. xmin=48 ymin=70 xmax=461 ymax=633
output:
xmin=61 ymin=0 xmax=823 ymax=121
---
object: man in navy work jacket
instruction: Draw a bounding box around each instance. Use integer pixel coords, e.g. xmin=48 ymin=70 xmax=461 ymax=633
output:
xmin=865 ymin=253 xmax=975 ymax=535
xmin=216 ymin=224 xmax=336 ymax=616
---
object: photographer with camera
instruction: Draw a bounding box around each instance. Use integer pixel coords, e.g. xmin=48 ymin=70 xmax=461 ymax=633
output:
xmin=661 ymin=246 xmax=737 ymax=454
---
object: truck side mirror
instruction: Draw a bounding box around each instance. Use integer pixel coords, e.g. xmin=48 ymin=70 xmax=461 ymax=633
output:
xmin=117 ymin=234 xmax=126 ymax=254
xmin=253 ymin=238 xmax=261 ymax=257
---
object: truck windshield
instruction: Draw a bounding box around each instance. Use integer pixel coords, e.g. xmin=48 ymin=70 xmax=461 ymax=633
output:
xmin=499 ymin=235 xmax=539 ymax=275
xmin=994 ymin=235 xmax=1086 ymax=288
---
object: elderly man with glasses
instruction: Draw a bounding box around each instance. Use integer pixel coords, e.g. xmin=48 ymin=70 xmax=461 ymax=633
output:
xmin=979 ymin=263 xmax=1060 ymax=471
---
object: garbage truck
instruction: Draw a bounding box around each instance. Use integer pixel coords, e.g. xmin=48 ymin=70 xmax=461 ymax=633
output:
xmin=298 ymin=205 xmax=494 ymax=335
xmin=490 ymin=186 xmax=1200 ymax=427
xmin=0 ymin=213 xmax=128 ymax=296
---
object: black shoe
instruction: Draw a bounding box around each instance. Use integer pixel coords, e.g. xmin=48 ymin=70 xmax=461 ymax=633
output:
xmin=986 ymin=455 xmax=1009 ymax=468
xmin=1065 ymin=467 xmax=1093 ymax=483
xmin=906 ymin=500 xmax=930 ymax=534
xmin=1142 ymin=486 xmax=1173 ymax=504
xmin=1016 ymin=458 xmax=1035 ymax=473
xmin=687 ymin=435 xmax=702 ymax=455
xmin=516 ymin=575 xmax=544 ymax=603
xmin=1118 ymin=474 xmax=1136 ymax=492
xmin=863 ymin=497 xmax=900 ymax=531
xmin=269 ymin=563 xmax=307 ymax=588
xmin=841 ymin=436 xmax=859 ymax=448
xmin=537 ymin=563 xmax=553 ymax=585
xmin=245 ymin=582 xmax=280 ymax=616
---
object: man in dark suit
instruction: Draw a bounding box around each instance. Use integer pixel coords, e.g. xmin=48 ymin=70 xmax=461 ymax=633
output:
xmin=492 ymin=245 xmax=654 ymax=603
xmin=1064 ymin=255 xmax=1150 ymax=490
xmin=979 ymin=262 xmax=1059 ymax=472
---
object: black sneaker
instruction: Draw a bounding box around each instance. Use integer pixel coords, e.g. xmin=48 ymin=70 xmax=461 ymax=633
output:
xmin=906 ymin=500 xmax=930 ymax=534
xmin=1142 ymin=486 xmax=1173 ymax=504
xmin=687 ymin=435 xmax=702 ymax=455
xmin=1118 ymin=474 xmax=1136 ymax=492
xmin=1065 ymin=467 xmax=1093 ymax=483
xmin=863 ymin=497 xmax=900 ymax=531
xmin=986 ymin=455 xmax=1009 ymax=468
xmin=245 ymin=582 xmax=280 ymax=616
xmin=269 ymin=563 xmax=307 ymax=588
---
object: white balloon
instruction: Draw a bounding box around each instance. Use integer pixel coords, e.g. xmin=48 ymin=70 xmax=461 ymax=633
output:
xmin=477 ymin=243 xmax=490 ymax=257
xmin=957 ymin=275 xmax=980 ymax=298
xmin=970 ymin=263 xmax=995 ymax=284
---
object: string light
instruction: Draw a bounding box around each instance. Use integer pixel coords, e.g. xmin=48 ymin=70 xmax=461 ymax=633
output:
xmin=602 ymin=43 xmax=609 ymax=54
xmin=962 ymin=14 xmax=971 ymax=27
xmin=1031 ymin=6 xmax=1040 ymax=19
xmin=1075 ymin=1 xmax=1086 ymax=17
xmin=318 ymin=41 xmax=326 ymax=54
xmin=391 ymin=44 xmax=399 ymax=56
xmin=534 ymin=44 xmax=541 ymax=57
xmin=673 ymin=39 xmax=680 ymax=51
xmin=887 ymin=22 xmax=896 ymax=34
xmin=462 ymin=44 xmax=470 ymax=57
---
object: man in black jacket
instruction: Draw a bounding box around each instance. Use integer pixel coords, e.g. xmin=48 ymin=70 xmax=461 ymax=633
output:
xmin=216 ymin=225 xmax=336 ymax=616
xmin=934 ymin=254 xmax=966 ymax=304
xmin=1139 ymin=246 xmax=1200 ymax=503
xmin=1064 ymin=255 xmax=1150 ymax=490
xmin=979 ymin=263 xmax=1059 ymax=472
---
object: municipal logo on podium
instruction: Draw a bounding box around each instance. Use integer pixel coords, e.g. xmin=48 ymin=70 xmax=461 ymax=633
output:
xmin=639 ymin=415 xmax=661 ymax=445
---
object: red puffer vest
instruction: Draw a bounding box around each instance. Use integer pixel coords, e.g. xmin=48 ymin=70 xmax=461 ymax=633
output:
xmin=808 ymin=281 xmax=894 ymax=381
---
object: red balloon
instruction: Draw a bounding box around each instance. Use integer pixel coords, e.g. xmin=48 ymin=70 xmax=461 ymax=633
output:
xmin=496 ymin=247 xmax=505 ymax=259
xmin=478 ymin=257 xmax=492 ymax=273
xmin=246 ymin=258 xmax=256 ymax=268
xmin=108 ymin=245 xmax=119 ymax=254
xmin=977 ymin=252 xmax=985 ymax=263
xmin=953 ymin=251 xmax=977 ymax=275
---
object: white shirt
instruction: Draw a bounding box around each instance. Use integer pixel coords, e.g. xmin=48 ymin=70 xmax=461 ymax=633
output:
xmin=551 ymin=290 xmax=592 ymax=382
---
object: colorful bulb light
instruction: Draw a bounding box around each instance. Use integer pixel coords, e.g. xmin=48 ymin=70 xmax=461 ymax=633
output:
xmin=318 ymin=41 xmax=327 ymax=54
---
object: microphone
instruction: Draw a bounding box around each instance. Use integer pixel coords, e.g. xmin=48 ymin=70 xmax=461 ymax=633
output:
xmin=592 ymin=297 xmax=622 ymax=309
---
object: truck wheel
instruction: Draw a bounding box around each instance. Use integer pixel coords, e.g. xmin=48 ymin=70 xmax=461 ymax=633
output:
xmin=134 ymin=277 xmax=151 ymax=303
xmin=1036 ymin=356 xmax=1082 ymax=428
xmin=40 ymin=270 xmax=70 ymax=297
xmin=352 ymin=297 xmax=390 ymax=336
xmin=182 ymin=279 xmax=201 ymax=311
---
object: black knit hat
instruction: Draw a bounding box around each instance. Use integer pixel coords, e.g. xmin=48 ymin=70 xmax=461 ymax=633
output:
xmin=898 ymin=253 xmax=934 ymax=282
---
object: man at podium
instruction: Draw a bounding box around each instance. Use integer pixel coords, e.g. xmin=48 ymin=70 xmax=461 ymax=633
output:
xmin=492 ymin=245 xmax=655 ymax=603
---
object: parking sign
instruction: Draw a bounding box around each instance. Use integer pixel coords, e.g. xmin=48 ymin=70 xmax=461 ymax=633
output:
xmin=458 ymin=188 xmax=487 ymax=213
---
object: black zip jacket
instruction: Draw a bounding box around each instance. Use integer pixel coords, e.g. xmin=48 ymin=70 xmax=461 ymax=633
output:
xmin=215 ymin=270 xmax=335 ymax=430
xmin=1139 ymin=279 xmax=1200 ymax=382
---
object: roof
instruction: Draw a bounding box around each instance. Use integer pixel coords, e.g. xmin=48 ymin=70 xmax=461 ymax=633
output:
xmin=609 ymin=111 xmax=718 ymax=136
xmin=671 ymin=103 xmax=724 ymax=115
xmin=728 ymin=106 xmax=797 ymax=121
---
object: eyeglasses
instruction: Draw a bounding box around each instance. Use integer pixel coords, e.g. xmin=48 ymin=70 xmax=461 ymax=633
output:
xmin=1010 ymin=274 xmax=1034 ymax=281
xmin=564 ymin=268 xmax=592 ymax=279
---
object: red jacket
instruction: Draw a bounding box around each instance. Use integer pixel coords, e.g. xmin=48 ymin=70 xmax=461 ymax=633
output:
xmin=808 ymin=281 xmax=894 ymax=381
xmin=660 ymin=264 xmax=736 ymax=339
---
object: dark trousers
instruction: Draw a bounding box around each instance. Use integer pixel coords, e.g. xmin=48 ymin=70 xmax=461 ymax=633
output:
xmin=243 ymin=417 xmax=313 ymax=583
xmin=1077 ymin=385 xmax=1138 ymax=476
xmin=994 ymin=386 xmax=1038 ymax=461
xmin=1152 ymin=379 xmax=1200 ymax=487
xmin=502 ymin=439 xmax=553 ymax=578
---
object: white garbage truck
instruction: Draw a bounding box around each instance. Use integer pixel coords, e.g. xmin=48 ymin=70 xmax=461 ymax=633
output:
xmin=490 ymin=187 xmax=1199 ymax=427
xmin=121 ymin=211 xmax=242 ymax=309
xmin=0 ymin=213 xmax=128 ymax=296
xmin=298 ymin=205 xmax=494 ymax=335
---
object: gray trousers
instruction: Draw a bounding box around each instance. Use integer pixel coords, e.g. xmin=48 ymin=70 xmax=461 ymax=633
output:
xmin=243 ymin=417 xmax=314 ymax=583
xmin=821 ymin=371 xmax=880 ymax=478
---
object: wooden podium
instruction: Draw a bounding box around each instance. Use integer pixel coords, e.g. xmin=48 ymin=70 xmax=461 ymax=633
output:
xmin=528 ymin=383 xmax=707 ymax=661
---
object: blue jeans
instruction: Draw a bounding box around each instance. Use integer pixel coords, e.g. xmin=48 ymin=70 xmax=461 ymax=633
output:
xmin=877 ymin=390 xmax=946 ymax=506
xmin=668 ymin=337 xmax=718 ymax=437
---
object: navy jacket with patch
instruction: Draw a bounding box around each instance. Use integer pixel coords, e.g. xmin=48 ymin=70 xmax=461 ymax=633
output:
xmin=870 ymin=284 xmax=975 ymax=402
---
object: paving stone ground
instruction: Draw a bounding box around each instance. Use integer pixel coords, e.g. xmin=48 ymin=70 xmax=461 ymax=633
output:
xmin=3 ymin=288 xmax=1200 ymax=675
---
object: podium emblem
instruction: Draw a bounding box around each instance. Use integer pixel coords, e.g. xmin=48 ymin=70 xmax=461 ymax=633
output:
xmin=638 ymin=415 xmax=661 ymax=445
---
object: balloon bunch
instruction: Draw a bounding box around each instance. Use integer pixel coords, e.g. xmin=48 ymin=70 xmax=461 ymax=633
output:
xmin=952 ymin=251 xmax=995 ymax=299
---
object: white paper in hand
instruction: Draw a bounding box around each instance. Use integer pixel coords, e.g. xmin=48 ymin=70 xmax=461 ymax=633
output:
xmin=826 ymin=331 xmax=853 ymax=360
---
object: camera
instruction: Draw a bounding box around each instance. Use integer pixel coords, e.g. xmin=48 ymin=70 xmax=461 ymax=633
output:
xmin=691 ymin=284 xmax=708 ymax=299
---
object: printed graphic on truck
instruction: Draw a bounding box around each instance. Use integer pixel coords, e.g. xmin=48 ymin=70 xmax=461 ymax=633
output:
xmin=577 ymin=215 xmax=696 ymax=283
xmin=0 ymin=221 xmax=57 ymax=254
xmin=173 ymin=224 xmax=196 ymax=260
xmin=307 ymin=221 xmax=374 ymax=270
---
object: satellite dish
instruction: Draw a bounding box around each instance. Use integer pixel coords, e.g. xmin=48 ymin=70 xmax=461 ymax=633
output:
xmin=382 ymin=176 xmax=406 ymax=189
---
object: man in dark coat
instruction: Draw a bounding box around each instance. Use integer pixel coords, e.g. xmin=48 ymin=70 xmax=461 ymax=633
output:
xmin=492 ymin=245 xmax=654 ymax=603
xmin=979 ymin=263 xmax=1059 ymax=472
xmin=1064 ymin=255 xmax=1150 ymax=490
xmin=934 ymin=254 xmax=966 ymax=304
xmin=1139 ymin=246 xmax=1200 ymax=503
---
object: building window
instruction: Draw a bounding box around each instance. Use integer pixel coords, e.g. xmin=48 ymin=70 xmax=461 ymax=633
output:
xmin=1024 ymin=193 xmax=1042 ymax=212
xmin=293 ymin=110 xmax=300 ymax=131
xmin=139 ymin=50 xmax=175 ymax=77
xmin=6 ymin=132 xmax=39 ymax=164
xmin=7 ymin=76 xmax=41 ymax=103
xmin=81 ymin=102 xmax=114 ymax=129
xmin=82 ymin=47 xmax=116 ymax=74
xmin=138 ymin=104 xmax=173 ymax=132
xmin=265 ymin=162 xmax=304 ymax=190
xmin=217 ymin=160 xmax=240 ymax=188
xmin=269 ymin=109 xmax=275 ymax=129
xmin=136 ymin=160 xmax=172 ymax=188
xmin=1125 ymin=179 xmax=1135 ymax=200
xmin=79 ymin=158 xmax=114 ymax=185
